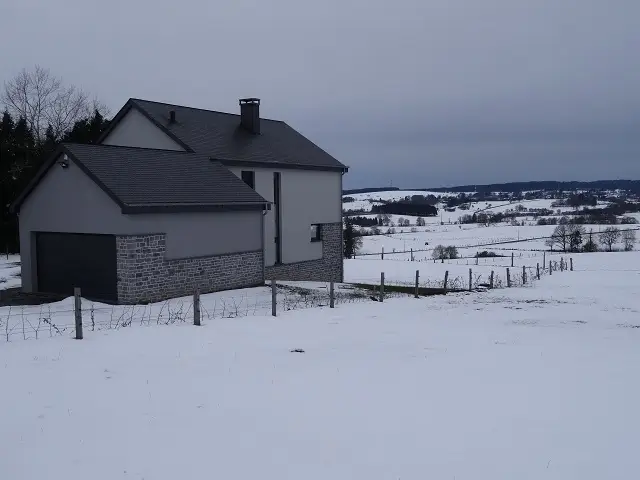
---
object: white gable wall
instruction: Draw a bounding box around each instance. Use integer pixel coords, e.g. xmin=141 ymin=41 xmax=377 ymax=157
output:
xmin=101 ymin=108 xmax=184 ymax=150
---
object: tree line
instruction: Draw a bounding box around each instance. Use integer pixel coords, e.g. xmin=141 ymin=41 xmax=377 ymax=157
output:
xmin=1 ymin=66 xmax=110 ymax=253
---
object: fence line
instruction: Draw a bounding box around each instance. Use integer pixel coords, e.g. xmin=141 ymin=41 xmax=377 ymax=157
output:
xmin=0 ymin=257 xmax=577 ymax=343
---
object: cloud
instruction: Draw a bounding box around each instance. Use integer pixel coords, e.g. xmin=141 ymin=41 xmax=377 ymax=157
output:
xmin=1 ymin=0 xmax=638 ymax=188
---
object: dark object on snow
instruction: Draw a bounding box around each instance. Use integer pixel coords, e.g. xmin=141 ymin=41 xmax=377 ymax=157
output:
xmin=290 ymin=349 xmax=305 ymax=353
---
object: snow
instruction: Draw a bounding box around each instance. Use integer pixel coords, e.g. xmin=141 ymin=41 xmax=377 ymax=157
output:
xmin=2 ymin=251 xmax=640 ymax=479
xmin=0 ymin=254 xmax=21 ymax=290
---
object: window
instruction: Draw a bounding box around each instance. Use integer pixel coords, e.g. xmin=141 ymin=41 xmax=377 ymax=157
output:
xmin=310 ymin=224 xmax=322 ymax=242
xmin=241 ymin=170 xmax=255 ymax=189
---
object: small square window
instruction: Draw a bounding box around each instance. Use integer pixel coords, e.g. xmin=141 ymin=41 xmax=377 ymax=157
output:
xmin=241 ymin=170 xmax=255 ymax=189
xmin=310 ymin=224 xmax=322 ymax=242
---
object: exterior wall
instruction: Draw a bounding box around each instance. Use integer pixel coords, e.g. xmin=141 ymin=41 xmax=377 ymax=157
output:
xmin=19 ymin=157 xmax=262 ymax=292
xmin=264 ymin=222 xmax=342 ymax=282
xmin=227 ymin=167 xmax=343 ymax=267
xmin=116 ymin=234 xmax=263 ymax=304
xmin=101 ymin=108 xmax=184 ymax=151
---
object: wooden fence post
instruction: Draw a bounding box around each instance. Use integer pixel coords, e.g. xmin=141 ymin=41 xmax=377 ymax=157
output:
xmin=380 ymin=272 xmax=385 ymax=302
xmin=536 ymin=263 xmax=540 ymax=280
xmin=549 ymin=260 xmax=552 ymax=275
xmin=271 ymin=279 xmax=277 ymax=316
xmin=381 ymin=247 xmax=384 ymax=260
xmin=330 ymin=281 xmax=335 ymax=308
xmin=570 ymin=258 xmax=573 ymax=271
xmin=414 ymin=270 xmax=419 ymax=299
xmin=511 ymin=252 xmax=514 ymax=267
xmin=443 ymin=271 xmax=449 ymax=294
xmin=469 ymin=268 xmax=472 ymax=291
xmin=193 ymin=288 xmax=201 ymax=326
xmin=475 ymin=256 xmax=478 ymax=265
xmin=74 ymin=288 xmax=83 ymax=340
xmin=560 ymin=258 xmax=564 ymax=271
xmin=410 ymin=248 xmax=413 ymax=261
xmin=522 ymin=265 xmax=527 ymax=285
xmin=543 ymin=251 xmax=546 ymax=267
xmin=490 ymin=270 xmax=494 ymax=289
xmin=506 ymin=268 xmax=511 ymax=287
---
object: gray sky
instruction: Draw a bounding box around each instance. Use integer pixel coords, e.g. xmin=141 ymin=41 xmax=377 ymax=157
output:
xmin=2 ymin=0 xmax=639 ymax=189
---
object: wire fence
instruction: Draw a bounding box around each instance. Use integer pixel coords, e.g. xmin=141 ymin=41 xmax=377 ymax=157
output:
xmin=0 ymin=282 xmax=371 ymax=343
xmin=349 ymin=256 xmax=572 ymax=297
xmin=0 ymin=255 xmax=576 ymax=343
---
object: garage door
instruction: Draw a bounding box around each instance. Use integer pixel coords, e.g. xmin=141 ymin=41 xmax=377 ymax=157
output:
xmin=36 ymin=232 xmax=117 ymax=302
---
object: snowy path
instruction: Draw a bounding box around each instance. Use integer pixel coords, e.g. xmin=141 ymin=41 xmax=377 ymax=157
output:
xmin=2 ymin=253 xmax=640 ymax=479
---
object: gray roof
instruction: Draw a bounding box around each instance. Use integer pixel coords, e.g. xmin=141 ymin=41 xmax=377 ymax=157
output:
xmin=63 ymin=143 xmax=268 ymax=211
xmin=128 ymin=98 xmax=348 ymax=171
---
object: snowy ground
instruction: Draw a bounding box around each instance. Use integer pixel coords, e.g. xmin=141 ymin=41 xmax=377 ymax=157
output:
xmin=2 ymin=252 xmax=640 ymax=479
xmin=0 ymin=254 xmax=21 ymax=290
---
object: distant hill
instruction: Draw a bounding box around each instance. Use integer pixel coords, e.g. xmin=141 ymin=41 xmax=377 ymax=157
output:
xmin=343 ymin=187 xmax=401 ymax=195
xmin=423 ymin=180 xmax=640 ymax=194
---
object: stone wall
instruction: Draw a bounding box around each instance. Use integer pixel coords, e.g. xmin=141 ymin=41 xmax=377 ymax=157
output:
xmin=116 ymin=234 xmax=263 ymax=304
xmin=264 ymin=222 xmax=343 ymax=282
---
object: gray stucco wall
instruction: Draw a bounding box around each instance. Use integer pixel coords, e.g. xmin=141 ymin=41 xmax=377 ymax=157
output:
xmin=102 ymin=108 xmax=185 ymax=151
xmin=264 ymin=222 xmax=343 ymax=282
xmin=227 ymin=167 xmax=342 ymax=266
xmin=19 ymin=156 xmax=262 ymax=292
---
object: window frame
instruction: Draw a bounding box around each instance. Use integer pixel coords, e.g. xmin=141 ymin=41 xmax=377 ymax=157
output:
xmin=310 ymin=224 xmax=322 ymax=242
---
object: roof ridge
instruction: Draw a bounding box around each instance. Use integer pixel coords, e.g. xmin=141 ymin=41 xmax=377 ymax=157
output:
xmin=130 ymin=98 xmax=285 ymax=123
xmin=62 ymin=142 xmax=201 ymax=155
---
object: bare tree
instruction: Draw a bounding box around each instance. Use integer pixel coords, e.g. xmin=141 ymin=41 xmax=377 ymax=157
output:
xmin=567 ymin=224 xmax=585 ymax=252
xmin=545 ymin=224 xmax=569 ymax=252
xmin=599 ymin=226 xmax=620 ymax=252
xmin=622 ymin=229 xmax=636 ymax=251
xmin=2 ymin=65 xmax=107 ymax=141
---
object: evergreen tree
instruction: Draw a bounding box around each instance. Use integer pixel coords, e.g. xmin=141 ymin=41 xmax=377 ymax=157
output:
xmin=343 ymin=222 xmax=362 ymax=259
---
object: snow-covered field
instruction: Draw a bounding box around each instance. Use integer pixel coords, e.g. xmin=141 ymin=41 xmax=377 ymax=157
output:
xmin=2 ymin=250 xmax=640 ymax=479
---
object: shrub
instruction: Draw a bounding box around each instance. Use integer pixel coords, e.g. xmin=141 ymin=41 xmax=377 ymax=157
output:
xmin=475 ymin=251 xmax=500 ymax=258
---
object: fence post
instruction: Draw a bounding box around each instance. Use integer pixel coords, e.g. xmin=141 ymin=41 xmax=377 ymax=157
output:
xmin=443 ymin=271 xmax=449 ymax=294
xmin=570 ymin=258 xmax=573 ymax=271
xmin=74 ymin=288 xmax=83 ymax=340
xmin=506 ymin=268 xmax=511 ymax=288
xmin=490 ymin=270 xmax=494 ymax=289
xmin=381 ymin=247 xmax=384 ymax=260
xmin=537 ymin=263 xmax=540 ymax=280
xmin=380 ymin=272 xmax=385 ymax=302
xmin=410 ymin=248 xmax=413 ymax=261
xmin=469 ymin=268 xmax=472 ymax=291
xmin=330 ymin=281 xmax=335 ymax=308
xmin=193 ymin=288 xmax=201 ymax=326
xmin=522 ymin=265 xmax=527 ymax=285
xmin=560 ymin=258 xmax=564 ymax=271
xmin=511 ymin=252 xmax=514 ymax=267
xmin=271 ymin=279 xmax=277 ymax=316
xmin=543 ymin=251 xmax=546 ymax=267
xmin=549 ymin=260 xmax=552 ymax=275
xmin=475 ymin=256 xmax=478 ymax=266
xmin=414 ymin=270 xmax=419 ymax=299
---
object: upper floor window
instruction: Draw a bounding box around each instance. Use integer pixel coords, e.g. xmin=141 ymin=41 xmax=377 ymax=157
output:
xmin=241 ymin=170 xmax=255 ymax=189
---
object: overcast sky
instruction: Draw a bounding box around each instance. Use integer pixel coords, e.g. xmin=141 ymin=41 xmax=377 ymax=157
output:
xmin=2 ymin=0 xmax=639 ymax=188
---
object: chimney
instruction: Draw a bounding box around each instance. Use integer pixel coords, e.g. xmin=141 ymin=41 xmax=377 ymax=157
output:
xmin=169 ymin=110 xmax=176 ymax=123
xmin=239 ymin=98 xmax=260 ymax=134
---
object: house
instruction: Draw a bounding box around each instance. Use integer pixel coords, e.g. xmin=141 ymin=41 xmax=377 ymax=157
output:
xmin=10 ymin=98 xmax=348 ymax=304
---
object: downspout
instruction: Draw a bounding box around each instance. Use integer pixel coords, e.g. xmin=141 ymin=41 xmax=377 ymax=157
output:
xmin=261 ymin=204 xmax=268 ymax=282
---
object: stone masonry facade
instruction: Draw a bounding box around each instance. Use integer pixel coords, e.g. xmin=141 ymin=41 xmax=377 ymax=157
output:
xmin=264 ymin=222 xmax=343 ymax=282
xmin=116 ymin=234 xmax=263 ymax=304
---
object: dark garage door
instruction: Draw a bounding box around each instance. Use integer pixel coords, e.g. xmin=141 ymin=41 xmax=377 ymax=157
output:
xmin=36 ymin=232 xmax=117 ymax=302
